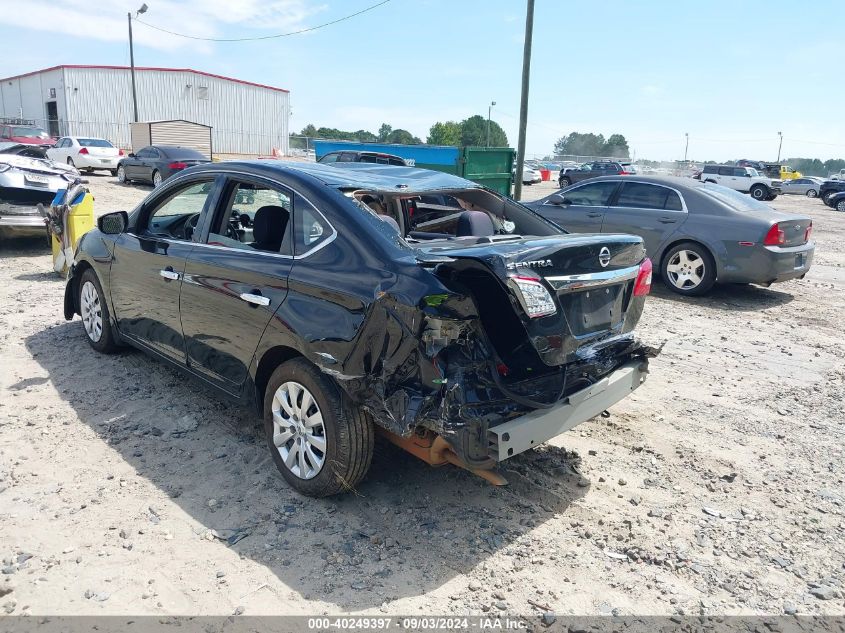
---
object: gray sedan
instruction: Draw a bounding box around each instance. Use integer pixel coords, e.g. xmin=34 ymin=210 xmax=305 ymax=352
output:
xmin=524 ymin=176 xmax=814 ymax=296
xmin=779 ymin=177 xmax=824 ymax=198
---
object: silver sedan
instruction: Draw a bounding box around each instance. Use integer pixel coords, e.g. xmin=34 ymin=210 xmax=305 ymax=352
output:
xmin=780 ymin=177 xmax=825 ymax=198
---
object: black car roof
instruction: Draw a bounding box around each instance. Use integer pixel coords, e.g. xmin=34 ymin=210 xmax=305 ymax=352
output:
xmin=572 ymin=174 xmax=706 ymax=190
xmin=192 ymin=160 xmax=481 ymax=193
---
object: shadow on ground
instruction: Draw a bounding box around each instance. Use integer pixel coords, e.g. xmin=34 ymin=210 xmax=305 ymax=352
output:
xmin=650 ymin=280 xmax=794 ymax=311
xmin=25 ymin=321 xmax=588 ymax=608
xmin=0 ymin=235 xmax=51 ymax=259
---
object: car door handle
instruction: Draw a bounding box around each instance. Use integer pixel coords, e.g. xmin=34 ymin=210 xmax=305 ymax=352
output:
xmin=159 ymin=268 xmax=180 ymax=281
xmin=658 ymin=218 xmax=677 ymax=224
xmin=586 ymin=212 xmax=603 ymax=218
xmin=239 ymin=292 xmax=270 ymax=306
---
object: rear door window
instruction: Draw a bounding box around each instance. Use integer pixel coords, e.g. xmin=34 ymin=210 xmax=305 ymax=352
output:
xmin=718 ymin=167 xmax=734 ymax=176
xmin=616 ymin=182 xmax=672 ymax=209
xmin=562 ymin=181 xmax=618 ymax=206
xmin=208 ymin=180 xmax=293 ymax=255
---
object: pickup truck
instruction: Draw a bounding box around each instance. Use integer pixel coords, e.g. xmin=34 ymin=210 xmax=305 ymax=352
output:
xmin=700 ymin=165 xmax=781 ymax=200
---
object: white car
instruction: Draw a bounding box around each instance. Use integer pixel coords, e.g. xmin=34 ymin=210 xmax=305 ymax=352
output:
xmin=521 ymin=164 xmax=542 ymax=185
xmin=699 ymin=164 xmax=782 ymax=200
xmin=47 ymin=137 xmax=124 ymax=175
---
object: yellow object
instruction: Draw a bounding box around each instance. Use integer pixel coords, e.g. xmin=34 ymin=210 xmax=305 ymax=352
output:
xmin=780 ymin=166 xmax=802 ymax=180
xmin=51 ymin=191 xmax=95 ymax=275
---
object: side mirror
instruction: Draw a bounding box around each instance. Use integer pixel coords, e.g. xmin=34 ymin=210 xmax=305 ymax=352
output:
xmin=98 ymin=210 xmax=129 ymax=235
xmin=549 ymin=193 xmax=570 ymax=206
xmin=745 ymin=173 xmax=752 ymax=177
xmin=128 ymin=153 xmax=136 ymax=158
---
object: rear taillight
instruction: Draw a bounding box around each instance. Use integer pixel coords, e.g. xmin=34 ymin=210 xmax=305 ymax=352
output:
xmin=804 ymin=221 xmax=813 ymax=242
xmin=511 ymin=275 xmax=557 ymax=318
xmin=169 ymin=162 xmax=187 ymax=169
xmin=763 ymin=223 xmax=786 ymax=246
xmin=118 ymin=149 xmax=124 ymax=156
xmin=619 ymin=170 xmax=631 ymax=175
xmin=633 ymin=257 xmax=653 ymax=297
xmin=78 ymin=147 xmax=89 ymax=155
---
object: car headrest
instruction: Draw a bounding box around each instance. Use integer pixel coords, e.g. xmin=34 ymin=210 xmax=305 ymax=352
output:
xmin=252 ymin=205 xmax=289 ymax=252
xmin=456 ymin=210 xmax=495 ymax=237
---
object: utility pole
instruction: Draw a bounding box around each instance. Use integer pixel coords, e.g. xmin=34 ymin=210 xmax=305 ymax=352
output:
xmin=128 ymin=3 xmax=148 ymax=123
xmin=513 ymin=0 xmax=535 ymax=201
xmin=684 ymin=132 xmax=689 ymax=162
xmin=777 ymin=131 xmax=783 ymax=162
xmin=486 ymin=101 xmax=496 ymax=147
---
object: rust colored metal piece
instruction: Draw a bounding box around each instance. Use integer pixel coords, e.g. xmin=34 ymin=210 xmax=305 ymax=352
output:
xmin=378 ymin=428 xmax=508 ymax=486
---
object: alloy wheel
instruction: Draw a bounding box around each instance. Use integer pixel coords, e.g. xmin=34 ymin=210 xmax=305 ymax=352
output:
xmin=806 ymin=189 xmax=817 ymax=198
xmin=80 ymin=280 xmax=103 ymax=342
xmin=117 ymin=166 xmax=125 ymax=183
xmin=837 ymin=200 xmax=845 ymax=212
xmin=152 ymin=171 xmax=162 ymax=187
xmin=271 ymin=381 xmax=326 ymax=480
xmin=666 ymin=249 xmax=706 ymax=290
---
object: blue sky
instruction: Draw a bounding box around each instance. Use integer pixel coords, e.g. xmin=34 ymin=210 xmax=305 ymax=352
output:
xmin=0 ymin=0 xmax=842 ymax=161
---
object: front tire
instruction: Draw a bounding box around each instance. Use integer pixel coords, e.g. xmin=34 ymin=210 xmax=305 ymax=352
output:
xmin=78 ymin=269 xmax=120 ymax=353
xmin=263 ymin=358 xmax=373 ymax=497
xmin=750 ymin=185 xmax=768 ymax=200
xmin=823 ymin=192 xmax=836 ymax=205
xmin=806 ymin=189 xmax=818 ymax=198
xmin=559 ymin=176 xmax=571 ymax=187
xmin=836 ymin=200 xmax=845 ymax=212
xmin=661 ymin=242 xmax=716 ymax=296
xmin=117 ymin=165 xmax=128 ymax=183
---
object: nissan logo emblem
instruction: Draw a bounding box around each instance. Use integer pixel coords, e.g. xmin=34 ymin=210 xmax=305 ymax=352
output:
xmin=598 ymin=246 xmax=611 ymax=268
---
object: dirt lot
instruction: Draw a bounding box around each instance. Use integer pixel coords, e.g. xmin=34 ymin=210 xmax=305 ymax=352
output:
xmin=1 ymin=172 xmax=843 ymax=619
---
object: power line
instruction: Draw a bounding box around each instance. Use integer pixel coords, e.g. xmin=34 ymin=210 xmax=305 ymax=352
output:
xmin=134 ymin=0 xmax=391 ymax=42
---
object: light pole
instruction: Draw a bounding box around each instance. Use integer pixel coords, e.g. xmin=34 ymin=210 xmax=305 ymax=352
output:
xmin=128 ymin=3 xmax=149 ymax=123
xmin=486 ymin=101 xmax=496 ymax=147
xmin=513 ymin=0 xmax=535 ymax=201
xmin=777 ymin=131 xmax=783 ymax=162
xmin=684 ymin=132 xmax=689 ymax=162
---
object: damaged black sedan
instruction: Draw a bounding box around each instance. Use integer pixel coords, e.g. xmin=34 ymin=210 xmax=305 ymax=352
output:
xmin=64 ymin=161 xmax=656 ymax=496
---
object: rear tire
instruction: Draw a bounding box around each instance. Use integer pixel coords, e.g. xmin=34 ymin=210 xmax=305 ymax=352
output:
xmin=750 ymin=185 xmax=767 ymax=200
xmin=67 ymin=157 xmax=75 ymax=168
xmin=78 ymin=268 xmax=120 ymax=353
xmin=110 ymin=169 xmax=118 ymax=177
xmin=559 ymin=176 xmax=571 ymax=187
xmin=263 ymin=358 xmax=374 ymax=497
xmin=806 ymin=189 xmax=818 ymax=198
xmin=836 ymin=200 xmax=845 ymax=212
xmin=152 ymin=170 xmax=162 ymax=187
xmin=661 ymin=242 xmax=716 ymax=296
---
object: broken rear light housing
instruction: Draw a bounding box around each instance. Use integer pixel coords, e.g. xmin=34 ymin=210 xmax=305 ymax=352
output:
xmin=511 ymin=275 xmax=557 ymax=318
xmin=633 ymin=257 xmax=652 ymax=296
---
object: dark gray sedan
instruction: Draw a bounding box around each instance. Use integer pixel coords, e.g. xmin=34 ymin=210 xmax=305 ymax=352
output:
xmin=117 ymin=145 xmax=210 ymax=187
xmin=525 ymin=176 xmax=814 ymax=296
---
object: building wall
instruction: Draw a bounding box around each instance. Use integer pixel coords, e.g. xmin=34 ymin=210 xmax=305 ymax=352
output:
xmin=0 ymin=68 xmax=67 ymax=136
xmin=1 ymin=66 xmax=289 ymax=155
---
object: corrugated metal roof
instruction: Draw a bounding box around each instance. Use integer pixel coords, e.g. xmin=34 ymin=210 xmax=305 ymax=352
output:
xmin=0 ymin=65 xmax=288 ymax=93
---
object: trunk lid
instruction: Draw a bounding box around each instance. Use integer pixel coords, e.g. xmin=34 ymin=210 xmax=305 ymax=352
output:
xmin=417 ymin=233 xmax=647 ymax=366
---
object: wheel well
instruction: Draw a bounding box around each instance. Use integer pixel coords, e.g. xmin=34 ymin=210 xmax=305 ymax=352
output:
xmin=254 ymin=345 xmax=302 ymax=409
xmin=69 ymin=260 xmax=94 ymax=314
xmin=658 ymin=239 xmax=717 ymax=277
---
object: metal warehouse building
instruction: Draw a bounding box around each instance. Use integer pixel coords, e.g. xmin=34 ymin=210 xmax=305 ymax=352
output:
xmin=0 ymin=65 xmax=290 ymax=155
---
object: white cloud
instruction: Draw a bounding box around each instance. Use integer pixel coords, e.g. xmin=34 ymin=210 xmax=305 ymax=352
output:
xmin=0 ymin=0 xmax=325 ymax=52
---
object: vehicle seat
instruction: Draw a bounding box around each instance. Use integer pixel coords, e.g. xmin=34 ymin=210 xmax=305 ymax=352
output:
xmin=251 ymin=205 xmax=289 ymax=252
xmin=456 ymin=210 xmax=495 ymax=237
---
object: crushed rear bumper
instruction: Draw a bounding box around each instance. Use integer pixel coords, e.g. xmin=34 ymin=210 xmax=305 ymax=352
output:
xmin=488 ymin=359 xmax=648 ymax=461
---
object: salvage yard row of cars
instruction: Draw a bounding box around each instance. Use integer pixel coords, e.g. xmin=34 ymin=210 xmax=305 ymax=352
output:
xmin=0 ymin=142 xmax=824 ymax=496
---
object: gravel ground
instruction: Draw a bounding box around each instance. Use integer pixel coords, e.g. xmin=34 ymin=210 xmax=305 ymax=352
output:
xmin=0 ymin=172 xmax=843 ymax=620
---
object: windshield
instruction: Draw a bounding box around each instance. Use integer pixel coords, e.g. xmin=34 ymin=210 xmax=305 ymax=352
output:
xmin=698 ymin=183 xmax=773 ymax=213
xmin=78 ymin=138 xmax=114 ymax=148
xmin=11 ymin=127 xmax=49 ymax=138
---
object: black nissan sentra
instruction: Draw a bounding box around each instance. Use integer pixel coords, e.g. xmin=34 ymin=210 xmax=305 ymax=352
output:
xmin=64 ymin=161 xmax=656 ymax=496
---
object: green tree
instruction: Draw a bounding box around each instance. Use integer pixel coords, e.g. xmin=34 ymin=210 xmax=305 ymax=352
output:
xmin=553 ymin=132 xmax=606 ymax=157
xmin=377 ymin=123 xmax=393 ymax=142
xmin=353 ymin=129 xmax=378 ymax=142
xmin=604 ymin=134 xmax=630 ymax=158
xmin=300 ymin=124 xmax=318 ymax=138
xmin=385 ymin=128 xmax=421 ymax=145
xmin=459 ymin=115 xmax=508 ymax=147
xmin=427 ymin=121 xmax=462 ymax=146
